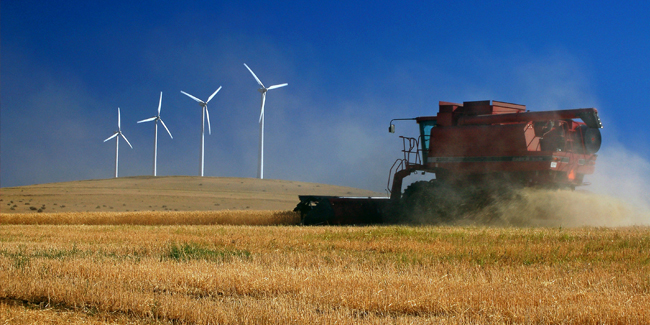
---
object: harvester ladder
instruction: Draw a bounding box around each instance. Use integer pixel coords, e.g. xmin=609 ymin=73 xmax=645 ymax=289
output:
xmin=386 ymin=136 xmax=422 ymax=194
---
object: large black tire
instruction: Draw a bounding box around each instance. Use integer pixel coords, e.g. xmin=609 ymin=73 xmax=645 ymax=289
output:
xmin=397 ymin=180 xmax=464 ymax=224
xmin=396 ymin=178 xmax=520 ymax=225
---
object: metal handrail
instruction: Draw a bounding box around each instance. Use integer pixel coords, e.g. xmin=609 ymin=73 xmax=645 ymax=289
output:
xmin=386 ymin=158 xmax=404 ymax=194
xmin=386 ymin=136 xmax=423 ymax=194
xmin=400 ymin=136 xmax=421 ymax=167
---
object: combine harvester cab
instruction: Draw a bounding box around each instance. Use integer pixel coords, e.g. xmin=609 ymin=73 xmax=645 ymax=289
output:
xmin=296 ymin=100 xmax=603 ymax=225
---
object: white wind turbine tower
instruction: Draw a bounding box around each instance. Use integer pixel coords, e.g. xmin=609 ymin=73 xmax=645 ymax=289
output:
xmin=180 ymin=87 xmax=222 ymax=177
xmin=244 ymin=63 xmax=287 ymax=179
xmin=137 ymin=92 xmax=173 ymax=176
xmin=103 ymin=107 xmax=133 ymax=178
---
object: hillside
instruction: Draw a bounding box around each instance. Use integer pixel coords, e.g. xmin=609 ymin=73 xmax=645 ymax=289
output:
xmin=0 ymin=176 xmax=384 ymax=213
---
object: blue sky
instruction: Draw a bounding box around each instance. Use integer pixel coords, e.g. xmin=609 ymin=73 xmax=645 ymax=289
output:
xmin=2 ymin=1 xmax=649 ymax=194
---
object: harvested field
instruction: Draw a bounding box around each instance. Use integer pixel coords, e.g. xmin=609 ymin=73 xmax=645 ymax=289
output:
xmin=1 ymin=223 xmax=649 ymax=324
xmin=2 ymin=177 xmax=649 ymax=323
xmin=0 ymin=210 xmax=299 ymax=226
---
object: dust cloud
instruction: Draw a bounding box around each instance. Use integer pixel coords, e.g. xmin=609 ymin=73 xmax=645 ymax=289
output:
xmin=456 ymin=141 xmax=650 ymax=227
xmin=465 ymin=144 xmax=650 ymax=227
xmin=470 ymin=188 xmax=649 ymax=227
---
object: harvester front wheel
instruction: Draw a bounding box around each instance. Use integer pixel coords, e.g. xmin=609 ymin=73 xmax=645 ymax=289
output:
xmin=397 ymin=180 xmax=463 ymax=224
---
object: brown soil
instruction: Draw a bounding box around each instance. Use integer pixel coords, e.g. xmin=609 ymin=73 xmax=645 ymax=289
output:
xmin=0 ymin=176 xmax=384 ymax=213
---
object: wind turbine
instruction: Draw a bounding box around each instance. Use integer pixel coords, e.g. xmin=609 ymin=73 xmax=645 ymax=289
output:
xmin=103 ymin=107 xmax=133 ymax=178
xmin=180 ymin=86 xmax=222 ymax=177
xmin=137 ymin=92 xmax=173 ymax=176
xmin=244 ymin=63 xmax=287 ymax=179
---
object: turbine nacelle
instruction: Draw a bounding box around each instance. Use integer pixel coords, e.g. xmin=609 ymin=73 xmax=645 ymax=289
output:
xmin=104 ymin=107 xmax=133 ymax=148
xmin=181 ymin=87 xmax=221 ymax=135
xmin=137 ymin=92 xmax=173 ymax=139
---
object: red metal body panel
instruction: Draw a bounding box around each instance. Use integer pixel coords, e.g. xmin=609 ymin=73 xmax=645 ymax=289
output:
xmin=397 ymin=100 xmax=601 ymax=191
xmin=429 ymin=123 xmax=539 ymax=157
xmin=458 ymin=108 xmax=603 ymax=128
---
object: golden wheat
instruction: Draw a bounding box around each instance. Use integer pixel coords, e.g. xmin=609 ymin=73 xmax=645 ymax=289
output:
xmin=1 ymin=225 xmax=649 ymax=324
xmin=0 ymin=210 xmax=299 ymax=226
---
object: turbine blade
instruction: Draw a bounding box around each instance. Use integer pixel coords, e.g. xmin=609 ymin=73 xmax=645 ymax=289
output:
xmin=205 ymin=107 xmax=212 ymax=135
xmin=206 ymin=86 xmax=222 ymax=103
xmin=259 ymin=93 xmax=266 ymax=123
xmin=181 ymin=91 xmax=204 ymax=104
xmin=158 ymin=91 xmax=163 ymax=115
xmin=117 ymin=107 xmax=121 ymax=130
xmin=104 ymin=132 xmax=118 ymax=142
xmin=137 ymin=116 xmax=157 ymax=123
xmin=244 ymin=63 xmax=265 ymax=88
xmin=160 ymin=119 xmax=173 ymax=139
xmin=121 ymin=133 xmax=133 ymax=149
xmin=267 ymin=83 xmax=288 ymax=90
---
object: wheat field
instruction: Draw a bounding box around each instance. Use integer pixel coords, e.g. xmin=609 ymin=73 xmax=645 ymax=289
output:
xmin=0 ymin=210 xmax=300 ymax=226
xmin=1 ymin=212 xmax=648 ymax=324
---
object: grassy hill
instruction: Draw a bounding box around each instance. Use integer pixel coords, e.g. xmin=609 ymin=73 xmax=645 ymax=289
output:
xmin=0 ymin=176 xmax=384 ymax=213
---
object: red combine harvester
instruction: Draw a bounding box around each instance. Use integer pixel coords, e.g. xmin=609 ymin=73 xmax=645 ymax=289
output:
xmin=295 ymin=100 xmax=603 ymax=225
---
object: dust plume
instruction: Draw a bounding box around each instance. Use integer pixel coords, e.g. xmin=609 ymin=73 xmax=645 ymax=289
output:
xmin=466 ymin=144 xmax=650 ymax=227
xmin=585 ymin=144 xmax=650 ymax=225
xmin=472 ymin=188 xmax=647 ymax=227
xmin=469 ymin=144 xmax=650 ymax=227
xmin=404 ymin=186 xmax=647 ymax=228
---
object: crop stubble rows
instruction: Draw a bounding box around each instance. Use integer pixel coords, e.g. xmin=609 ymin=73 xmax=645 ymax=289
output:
xmin=1 ymin=212 xmax=649 ymax=324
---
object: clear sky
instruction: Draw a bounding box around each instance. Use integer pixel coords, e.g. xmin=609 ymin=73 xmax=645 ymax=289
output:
xmin=2 ymin=1 xmax=649 ymax=195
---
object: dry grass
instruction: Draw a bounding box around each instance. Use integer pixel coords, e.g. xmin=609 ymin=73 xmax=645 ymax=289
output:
xmin=0 ymin=176 xmax=383 ymax=214
xmin=0 ymin=299 xmax=166 ymax=325
xmin=0 ymin=210 xmax=299 ymax=226
xmin=1 ymin=224 xmax=649 ymax=324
